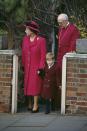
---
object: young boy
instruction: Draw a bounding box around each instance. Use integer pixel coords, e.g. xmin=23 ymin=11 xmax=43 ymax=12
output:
xmin=41 ymin=52 xmax=58 ymax=114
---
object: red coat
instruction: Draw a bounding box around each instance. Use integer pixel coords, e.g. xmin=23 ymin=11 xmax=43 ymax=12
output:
xmin=22 ymin=35 xmax=46 ymax=96
xmin=57 ymin=23 xmax=80 ymax=68
xmin=41 ymin=64 xmax=58 ymax=99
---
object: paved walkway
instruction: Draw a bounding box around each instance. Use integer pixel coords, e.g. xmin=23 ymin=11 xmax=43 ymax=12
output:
xmin=0 ymin=111 xmax=87 ymax=131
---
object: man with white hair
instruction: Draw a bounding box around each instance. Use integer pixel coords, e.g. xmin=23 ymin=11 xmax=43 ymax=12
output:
xmin=57 ymin=13 xmax=69 ymax=28
xmin=56 ymin=13 xmax=80 ymax=107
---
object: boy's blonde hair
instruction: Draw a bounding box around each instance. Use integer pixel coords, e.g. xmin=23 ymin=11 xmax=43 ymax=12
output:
xmin=46 ymin=52 xmax=55 ymax=60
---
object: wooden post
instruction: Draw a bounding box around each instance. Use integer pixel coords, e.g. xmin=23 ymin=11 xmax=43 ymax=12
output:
xmin=11 ymin=55 xmax=18 ymax=114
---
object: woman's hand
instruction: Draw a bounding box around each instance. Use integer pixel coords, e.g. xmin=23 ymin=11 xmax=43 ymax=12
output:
xmin=37 ymin=69 xmax=45 ymax=79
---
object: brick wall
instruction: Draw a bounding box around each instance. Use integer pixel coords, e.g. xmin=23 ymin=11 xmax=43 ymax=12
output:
xmin=0 ymin=53 xmax=13 ymax=112
xmin=66 ymin=57 xmax=87 ymax=114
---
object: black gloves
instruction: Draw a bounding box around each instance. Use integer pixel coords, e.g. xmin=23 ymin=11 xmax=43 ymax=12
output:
xmin=37 ymin=69 xmax=45 ymax=79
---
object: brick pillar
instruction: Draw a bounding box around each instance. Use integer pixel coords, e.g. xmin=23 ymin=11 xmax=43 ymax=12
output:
xmin=65 ymin=53 xmax=87 ymax=114
xmin=0 ymin=50 xmax=18 ymax=113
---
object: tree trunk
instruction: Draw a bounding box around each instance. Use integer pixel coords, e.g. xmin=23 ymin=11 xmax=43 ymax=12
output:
xmin=7 ymin=28 xmax=14 ymax=49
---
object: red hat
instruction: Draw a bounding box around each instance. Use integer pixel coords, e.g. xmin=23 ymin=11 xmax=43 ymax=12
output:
xmin=24 ymin=21 xmax=40 ymax=33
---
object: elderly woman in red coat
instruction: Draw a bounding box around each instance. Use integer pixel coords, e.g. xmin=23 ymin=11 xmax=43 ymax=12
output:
xmin=56 ymin=13 xmax=80 ymax=106
xmin=22 ymin=21 xmax=46 ymax=113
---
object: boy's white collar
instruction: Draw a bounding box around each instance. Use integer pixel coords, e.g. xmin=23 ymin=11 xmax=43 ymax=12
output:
xmin=48 ymin=63 xmax=54 ymax=69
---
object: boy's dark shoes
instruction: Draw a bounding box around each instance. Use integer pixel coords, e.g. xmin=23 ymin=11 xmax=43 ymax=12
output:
xmin=45 ymin=110 xmax=50 ymax=114
xmin=45 ymin=99 xmax=51 ymax=114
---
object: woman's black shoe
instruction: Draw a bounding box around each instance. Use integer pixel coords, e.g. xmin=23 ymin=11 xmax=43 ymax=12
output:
xmin=32 ymin=108 xmax=39 ymax=113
